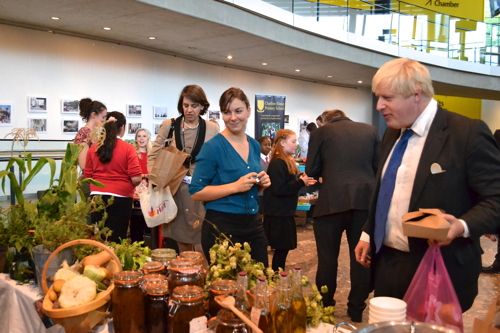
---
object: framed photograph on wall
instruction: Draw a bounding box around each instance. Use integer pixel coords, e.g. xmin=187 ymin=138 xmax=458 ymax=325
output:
xmin=28 ymin=118 xmax=48 ymax=134
xmin=127 ymin=104 xmax=142 ymax=117
xmin=61 ymin=99 xmax=79 ymax=114
xmin=153 ymin=106 xmax=168 ymax=119
xmin=28 ymin=97 xmax=47 ymax=112
xmin=0 ymin=103 xmax=13 ymax=126
xmin=61 ymin=119 xmax=79 ymax=134
xmin=128 ymin=123 xmax=141 ymax=135
xmin=154 ymin=123 xmax=161 ymax=135
xmin=284 ymin=115 xmax=289 ymax=124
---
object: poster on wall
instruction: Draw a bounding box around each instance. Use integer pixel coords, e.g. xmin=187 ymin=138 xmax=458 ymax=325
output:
xmin=128 ymin=123 xmax=141 ymax=135
xmin=61 ymin=120 xmax=79 ymax=134
xmin=153 ymin=106 xmax=168 ymax=119
xmin=254 ymin=94 xmax=286 ymax=141
xmin=0 ymin=103 xmax=13 ymax=126
xmin=28 ymin=97 xmax=47 ymax=113
xmin=127 ymin=104 xmax=142 ymax=117
xmin=61 ymin=99 xmax=79 ymax=114
xmin=28 ymin=118 xmax=47 ymax=134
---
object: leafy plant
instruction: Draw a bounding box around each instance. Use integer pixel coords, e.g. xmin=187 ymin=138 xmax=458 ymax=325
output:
xmin=110 ymin=239 xmax=151 ymax=271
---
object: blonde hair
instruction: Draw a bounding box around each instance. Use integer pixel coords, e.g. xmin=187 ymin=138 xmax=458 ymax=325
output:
xmin=134 ymin=128 xmax=152 ymax=159
xmin=372 ymin=58 xmax=434 ymax=99
xmin=270 ymin=129 xmax=299 ymax=175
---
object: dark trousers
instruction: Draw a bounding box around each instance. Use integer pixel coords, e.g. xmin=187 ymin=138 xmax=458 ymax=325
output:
xmin=90 ymin=195 xmax=133 ymax=243
xmin=373 ymin=245 xmax=422 ymax=300
xmin=201 ymin=210 xmax=268 ymax=267
xmin=313 ymin=209 xmax=371 ymax=313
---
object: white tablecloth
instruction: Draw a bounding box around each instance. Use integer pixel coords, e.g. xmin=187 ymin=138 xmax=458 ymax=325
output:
xmin=0 ymin=274 xmax=349 ymax=333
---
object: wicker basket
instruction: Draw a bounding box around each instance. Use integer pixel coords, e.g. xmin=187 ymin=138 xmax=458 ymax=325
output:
xmin=41 ymin=239 xmax=122 ymax=333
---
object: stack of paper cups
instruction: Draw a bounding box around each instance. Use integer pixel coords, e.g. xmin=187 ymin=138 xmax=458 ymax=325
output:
xmin=369 ymin=297 xmax=407 ymax=324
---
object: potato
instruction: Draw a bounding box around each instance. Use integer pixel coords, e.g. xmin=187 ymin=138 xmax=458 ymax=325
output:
xmin=48 ymin=289 xmax=58 ymax=302
xmin=53 ymin=279 xmax=66 ymax=293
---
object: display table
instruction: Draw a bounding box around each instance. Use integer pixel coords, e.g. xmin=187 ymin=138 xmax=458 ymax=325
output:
xmin=0 ymin=274 xmax=347 ymax=333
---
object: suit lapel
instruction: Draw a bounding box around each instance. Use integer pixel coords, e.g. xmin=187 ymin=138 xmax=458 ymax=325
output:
xmin=409 ymin=107 xmax=449 ymax=211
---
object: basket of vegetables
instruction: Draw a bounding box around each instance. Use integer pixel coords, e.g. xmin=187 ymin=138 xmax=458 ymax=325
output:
xmin=41 ymin=239 xmax=122 ymax=333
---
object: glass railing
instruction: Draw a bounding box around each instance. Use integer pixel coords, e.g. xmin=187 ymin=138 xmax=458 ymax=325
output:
xmin=222 ymin=0 xmax=500 ymax=66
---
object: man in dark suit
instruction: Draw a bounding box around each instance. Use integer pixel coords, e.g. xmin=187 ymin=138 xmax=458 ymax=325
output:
xmin=355 ymin=58 xmax=500 ymax=312
xmin=306 ymin=109 xmax=380 ymax=322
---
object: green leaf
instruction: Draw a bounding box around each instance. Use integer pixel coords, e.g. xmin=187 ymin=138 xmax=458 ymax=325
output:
xmin=5 ymin=157 xmax=26 ymax=175
xmin=22 ymin=157 xmax=56 ymax=191
xmin=80 ymin=178 xmax=105 ymax=187
xmin=26 ymin=153 xmax=33 ymax=173
xmin=123 ymin=251 xmax=135 ymax=271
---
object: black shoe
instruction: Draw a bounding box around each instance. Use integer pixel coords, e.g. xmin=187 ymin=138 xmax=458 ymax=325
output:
xmin=482 ymin=260 xmax=500 ymax=273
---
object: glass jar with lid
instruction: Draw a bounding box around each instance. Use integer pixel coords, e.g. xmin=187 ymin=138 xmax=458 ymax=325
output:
xmin=167 ymin=258 xmax=203 ymax=291
xmin=112 ymin=271 xmax=145 ymax=333
xmin=142 ymin=261 xmax=166 ymax=275
xmin=151 ymin=248 xmax=177 ymax=266
xmin=145 ymin=282 xmax=169 ymax=333
xmin=167 ymin=285 xmax=206 ymax=333
xmin=208 ymin=280 xmax=237 ymax=318
xmin=179 ymin=251 xmax=204 ymax=266
xmin=214 ymin=308 xmax=249 ymax=333
xmin=141 ymin=273 xmax=167 ymax=292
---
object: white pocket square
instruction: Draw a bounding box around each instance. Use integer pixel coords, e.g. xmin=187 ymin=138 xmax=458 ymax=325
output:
xmin=430 ymin=163 xmax=446 ymax=174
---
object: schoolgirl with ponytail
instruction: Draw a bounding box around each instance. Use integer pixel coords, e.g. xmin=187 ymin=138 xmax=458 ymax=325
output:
xmin=84 ymin=111 xmax=142 ymax=242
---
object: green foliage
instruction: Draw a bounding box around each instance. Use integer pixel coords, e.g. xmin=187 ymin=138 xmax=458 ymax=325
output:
xmin=110 ymin=239 xmax=151 ymax=271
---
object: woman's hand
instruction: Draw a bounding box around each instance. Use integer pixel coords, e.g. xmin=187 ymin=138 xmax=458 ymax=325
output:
xmin=257 ymin=171 xmax=271 ymax=189
xmin=235 ymin=172 xmax=260 ymax=193
xmin=300 ymin=173 xmax=317 ymax=186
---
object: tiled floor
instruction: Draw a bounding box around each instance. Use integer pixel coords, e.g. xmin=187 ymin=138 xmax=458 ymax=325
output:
xmin=277 ymin=222 xmax=500 ymax=333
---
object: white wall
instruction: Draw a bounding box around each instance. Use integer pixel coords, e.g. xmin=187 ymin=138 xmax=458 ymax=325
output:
xmin=0 ymin=24 xmax=374 ymax=142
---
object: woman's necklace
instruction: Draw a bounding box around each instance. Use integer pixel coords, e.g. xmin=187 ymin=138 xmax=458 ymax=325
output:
xmin=183 ymin=120 xmax=199 ymax=130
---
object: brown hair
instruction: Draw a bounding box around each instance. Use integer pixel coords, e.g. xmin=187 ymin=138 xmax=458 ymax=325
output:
xmin=79 ymin=98 xmax=107 ymax=123
xmin=270 ymin=129 xmax=299 ymax=175
xmin=177 ymin=85 xmax=210 ymax=116
xmin=219 ymin=87 xmax=250 ymax=112
xmin=322 ymin=109 xmax=346 ymax=123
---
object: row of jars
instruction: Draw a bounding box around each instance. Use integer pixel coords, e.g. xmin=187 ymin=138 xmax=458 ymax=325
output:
xmin=111 ymin=249 xmax=307 ymax=333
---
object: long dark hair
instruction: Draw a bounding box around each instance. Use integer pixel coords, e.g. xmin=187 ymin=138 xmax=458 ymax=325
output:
xmin=79 ymin=98 xmax=106 ymax=122
xmin=96 ymin=111 xmax=126 ymax=164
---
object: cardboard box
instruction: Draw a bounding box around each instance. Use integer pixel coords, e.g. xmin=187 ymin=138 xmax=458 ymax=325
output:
xmin=402 ymin=208 xmax=450 ymax=241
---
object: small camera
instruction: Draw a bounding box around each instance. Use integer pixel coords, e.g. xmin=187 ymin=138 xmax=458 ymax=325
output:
xmin=251 ymin=176 xmax=260 ymax=183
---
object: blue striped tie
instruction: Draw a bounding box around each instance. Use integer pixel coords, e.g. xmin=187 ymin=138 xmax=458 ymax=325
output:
xmin=374 ymin=129 xmax=414 ymax=253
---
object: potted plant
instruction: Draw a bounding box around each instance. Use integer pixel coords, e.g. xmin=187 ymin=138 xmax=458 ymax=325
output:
xmin=0 ymin=128 xmax=109 ymax=284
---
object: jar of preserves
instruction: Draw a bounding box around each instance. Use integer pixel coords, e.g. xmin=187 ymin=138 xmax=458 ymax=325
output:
xmin=141 ymin=274 xmax=167 ymax=292
xmin=214 ymin=308 xmax=249 ymax=333
xmin=142 ymin=261 xmax=166 ymax=275
xmin=168 ymin=285 xmax=206 ymax=333
xmin=208 ymin=280 xmax=237 ymax=318
xmin=151 ymin=248 xmax=177 ymax=266
xmin=179 ymin=251 xmax=204 ymax=266
xmin=112 ymin=271 xmax=145 ymax=333
xmin=167 ymin=258 xmax=203 ymax=291
xmin=145 ymin=282 xmax=169 ymax=333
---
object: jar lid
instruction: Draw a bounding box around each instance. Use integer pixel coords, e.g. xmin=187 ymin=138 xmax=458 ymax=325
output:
xmin=151 ymin=248 xmax=177 ymax=259
xmin=145 ymin=282 xmax=169 ymax=296
xmin=179 ymin=251 xmax=204 ymax=262
xmin=172 ymin=285 xmax=204 ymax=302
xmin=142 ymin=273 xmax=167 ymax=284
xmin=210 ymin=280 xmax=237 ymax=293
xmin=142 ymin=261 xmax=165 ymax=272
xmin=113 ymin=271 xmax=143 ymax=286
xmin=169 ymin=258 xmax=201 ymax=274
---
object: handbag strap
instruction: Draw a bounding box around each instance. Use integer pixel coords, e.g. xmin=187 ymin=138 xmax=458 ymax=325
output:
xmin=164 ymin=118 xmax=176 ymax=147
xmin=173 ymin=116 xmax=206 ymax=164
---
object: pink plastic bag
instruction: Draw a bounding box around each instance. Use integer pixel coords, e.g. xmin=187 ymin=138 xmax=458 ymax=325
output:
xmin=403 ymin=242 xmax=463 ymax=332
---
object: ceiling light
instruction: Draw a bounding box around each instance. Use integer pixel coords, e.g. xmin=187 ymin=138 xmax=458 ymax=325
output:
xmin=358 ymin=80 xmax=363 ymax=84
xmin=295 ymin=69 xmax=300 ymax=72
xmin=148 ymin=37 xmax=156 ymax=40
xmin=103 ymin=27 xmax=111 ymax=30
xmin=262 ymin=63 xmax=267 ymax=66
xmin=51 ymin=17 xmax=60 ymax=20
xmin=326 ymin=75 xmax=332 ymax=78
xmin=227 ymin=55 xmax=233 ymax=60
